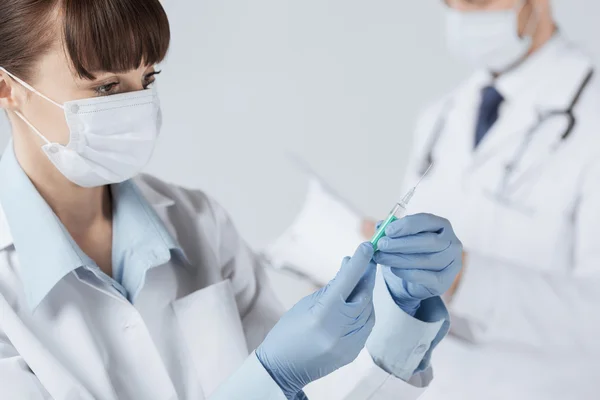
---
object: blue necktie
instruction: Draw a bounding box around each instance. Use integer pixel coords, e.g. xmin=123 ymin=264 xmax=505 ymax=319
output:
xmin=474 ymin=86 xmax=504 ymax=148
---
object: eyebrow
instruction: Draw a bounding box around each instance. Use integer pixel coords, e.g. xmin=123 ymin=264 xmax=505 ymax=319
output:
xmin=75 ymin=73 xmax=118 ymax=85
xmin=80 ymin=67 xmax=157 ymax=81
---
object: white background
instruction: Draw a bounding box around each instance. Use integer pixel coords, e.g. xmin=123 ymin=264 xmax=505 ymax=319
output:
xmin=1 ymin=1 xmax=598 ymax=248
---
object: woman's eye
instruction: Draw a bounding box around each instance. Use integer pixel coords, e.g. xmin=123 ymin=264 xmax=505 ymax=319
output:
xmin=95 ymin=83 xmax=118 ymax=96
xmin=143 ymin=70 xmax=161 ymax=89
xmin=144 ymin=79 xmax=156 ymax=89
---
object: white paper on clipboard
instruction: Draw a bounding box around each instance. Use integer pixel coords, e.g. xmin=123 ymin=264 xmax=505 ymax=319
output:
xmin=262 ymin=155 xmax=365 ymax=286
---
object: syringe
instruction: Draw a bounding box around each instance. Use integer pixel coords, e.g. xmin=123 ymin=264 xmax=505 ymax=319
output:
xmin=370 ymin=165 xmax=432 ymax=251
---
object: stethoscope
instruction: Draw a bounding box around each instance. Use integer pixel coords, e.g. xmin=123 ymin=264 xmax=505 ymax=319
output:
xmin=419 ymin=69 xmax=596 ymax=193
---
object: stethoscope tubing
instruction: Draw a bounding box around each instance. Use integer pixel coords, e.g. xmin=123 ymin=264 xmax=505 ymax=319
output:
xmin=420 ymin=69 xmax=595 ymax=187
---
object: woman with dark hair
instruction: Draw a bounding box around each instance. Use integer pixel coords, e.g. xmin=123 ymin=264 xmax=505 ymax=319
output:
xmin=0 ymin=1 xmax=461 ymax=399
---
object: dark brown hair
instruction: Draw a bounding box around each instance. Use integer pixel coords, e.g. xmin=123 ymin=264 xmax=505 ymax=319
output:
xmin=0 ymin=0 xmax=170 ymax=81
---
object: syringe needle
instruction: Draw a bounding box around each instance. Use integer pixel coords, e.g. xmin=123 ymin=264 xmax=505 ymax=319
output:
xmin=415 ymin=163 xmax=432 ymax=189
xmin=371 ymin=165 xmax=432 ymax=251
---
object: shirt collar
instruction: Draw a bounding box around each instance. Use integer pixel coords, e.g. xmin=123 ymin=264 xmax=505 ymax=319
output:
xmin=111 ymin=179 xmax=189 ymax=301
xmin=488 ymin=32 xmax=593 ymax=111
xmin=0 ymin=204 xmax=12 ymax=252
xmin=0 ymin=142 xmax=185 ymax=310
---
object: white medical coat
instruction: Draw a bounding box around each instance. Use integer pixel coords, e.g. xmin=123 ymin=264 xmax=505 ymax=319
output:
xmin=402 ymin=34 xmax=600 ymax=399
xmin=0 ymin=173 xmax=436 ymax=400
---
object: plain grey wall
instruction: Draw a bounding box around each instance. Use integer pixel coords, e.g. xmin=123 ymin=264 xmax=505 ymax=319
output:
xmin=0 ymin=1 xmax=598 ymax=248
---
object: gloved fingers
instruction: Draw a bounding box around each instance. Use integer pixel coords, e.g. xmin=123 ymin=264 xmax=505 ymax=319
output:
xmin=403 ymin=281 xmax=436 ymax=300
xmin=342 ymin=262 xmax=376 ymax=322
xmin=373 ymin=251 xmax=455 ymax=271
xmin=375 ymin=220 xmax=384 ymax=230
xmin=293 ymin=391 xmax=310 ymax=400
xmin=385 ymin=213 xmax=451 ymax=238
xmin=339 ymin=288 xmax=374 ymax=320
xmin=364 ymin=305 xmax=376 ymax=332
xmin=376 ymin=232 xmax=451 ymax=254
xmin=342 ymin=304 xmax=375 ymax=338
xmin=323 ymin=243 xmax=375 ymax=305
xmin=387 ymin=268 xmax=440 ymax=291
xmin=319 ymin=256 xmax=351 ymax=305
xmin=304 ymin=287 xmax=327 ymax=305
xmin=388 ymin=259 xmax=461 ymax=292
xmin=346 ymin=261 xmax=377 ymax=304
xmin=322 ymin=260 xmax=376 ymax=320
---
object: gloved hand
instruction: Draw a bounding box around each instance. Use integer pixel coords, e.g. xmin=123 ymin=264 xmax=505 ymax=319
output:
xmin=256 ymin=243 xmax=377 ymax=399
xmin=373 ymin=213 xmax=463 ymax=316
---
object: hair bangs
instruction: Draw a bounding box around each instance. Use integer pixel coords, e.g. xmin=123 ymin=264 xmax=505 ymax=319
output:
xmin=62 ymin=0 xmax=170 ymax=80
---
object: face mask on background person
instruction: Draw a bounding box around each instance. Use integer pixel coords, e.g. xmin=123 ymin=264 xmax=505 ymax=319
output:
xmin=445 ymin=0 xmax=539 ymax=73
xmin=0 ymin=67 xmax=162 ymax=188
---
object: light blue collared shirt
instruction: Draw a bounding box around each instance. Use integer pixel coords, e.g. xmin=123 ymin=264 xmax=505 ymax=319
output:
xmin=0 ymin=143 xmax=186 ymax=310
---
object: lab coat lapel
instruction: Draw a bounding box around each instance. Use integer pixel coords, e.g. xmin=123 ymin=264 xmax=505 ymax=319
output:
xmin=0 ymin=205 xmax=12 ymax=251
xmin=441 ymin=75 xmax=487 ymax=177
xmin=467 ymin=40 xmax=593 ymax=190
xmin=442 ymin=75 xmax=538 ymax=190
xmin=499 ymin=111 xmax=568 ymax=197
xmin=497 ymin=58 xmax=593 ymax=194
xmin=171 ymin=279 xmax=249 ymax=399
xmin=468 ymin=104 xmax=539 ymax=173
xmin=431 ymin=70 xmax=531 ymax=180
xmin=0 ymin=294 xmax=98 ymax=400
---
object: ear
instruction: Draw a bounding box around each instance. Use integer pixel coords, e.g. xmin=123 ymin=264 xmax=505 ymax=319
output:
xmin=0 ymin=72 xmax=22 ymax=112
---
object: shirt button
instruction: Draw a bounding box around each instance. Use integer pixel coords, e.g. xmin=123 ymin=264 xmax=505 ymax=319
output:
xmin=122 ymin=315 xmax=141 ymax=331
xmin=414 ymin=344 xmax=428 ymax=355
xmin=123 ymin=321 xmax=138 ymax=331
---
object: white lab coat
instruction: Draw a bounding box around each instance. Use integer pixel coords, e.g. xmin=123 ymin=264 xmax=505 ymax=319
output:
xmin=401 ymin=35 xmax=600 ymax=399
xmin=0 ymin=174 xmax=429 ymax=400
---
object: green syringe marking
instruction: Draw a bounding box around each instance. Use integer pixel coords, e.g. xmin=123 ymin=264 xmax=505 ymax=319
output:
xmin=370 ymin=214 xmax=398 ymax=251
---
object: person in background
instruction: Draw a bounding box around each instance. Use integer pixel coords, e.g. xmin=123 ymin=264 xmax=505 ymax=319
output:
xmin=0 ymin=1 xmax=464 ymax=399
xmin=364 ymin=0 xmax=600 ymax=399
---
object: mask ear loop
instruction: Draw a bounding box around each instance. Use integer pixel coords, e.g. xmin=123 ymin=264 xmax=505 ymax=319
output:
xmin=0 ymin=67 xmax=64 ymax=109
xmin=13 ymin=111 xmax=52 ymax=146
xmin=0 ymin=67 xmax=61 ymax=146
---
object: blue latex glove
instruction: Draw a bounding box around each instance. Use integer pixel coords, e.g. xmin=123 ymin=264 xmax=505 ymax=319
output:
xmin=256 ymin=243 xmax=377 ymax=399
xmin=374 ymin=213 xmax=463 ymax=316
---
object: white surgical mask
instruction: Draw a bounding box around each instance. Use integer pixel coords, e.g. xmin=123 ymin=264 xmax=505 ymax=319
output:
xmin=445 ymin=1 xmax=538 ymax=73
xmin=0 ymin=67 xmax=162 ymax=187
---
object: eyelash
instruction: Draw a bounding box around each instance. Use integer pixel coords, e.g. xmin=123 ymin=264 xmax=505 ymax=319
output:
xmin=93 ymin=70 xmax=162 ymax=96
